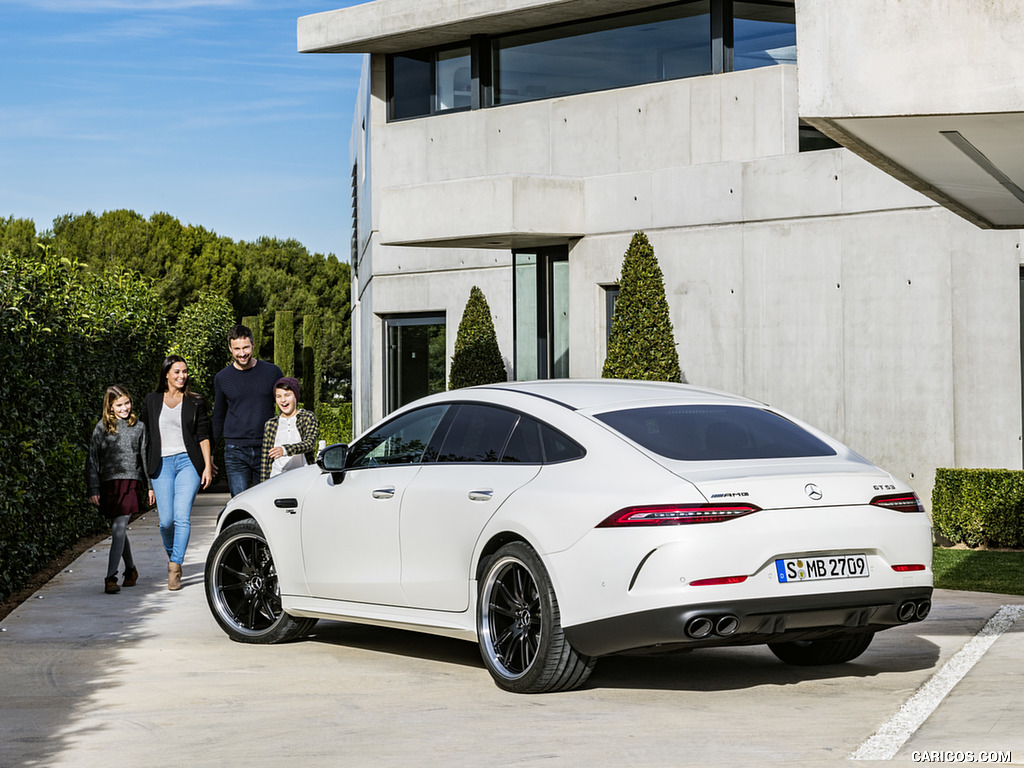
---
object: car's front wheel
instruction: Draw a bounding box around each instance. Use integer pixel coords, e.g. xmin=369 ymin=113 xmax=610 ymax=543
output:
xmin=768 ymin=630 xmax=875 ymax=666
xmin=205 ymin=519 xmax=317 ymax=644
xmin=477 ymin=542 xmax=595 ymax=693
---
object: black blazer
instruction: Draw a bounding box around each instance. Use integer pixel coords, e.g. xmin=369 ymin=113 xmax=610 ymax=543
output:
xmin=143 ymin=391 xmax=211 ymax=478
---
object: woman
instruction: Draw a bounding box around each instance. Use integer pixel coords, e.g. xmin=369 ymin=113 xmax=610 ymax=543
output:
xmin=144 ymin=355 xmax=213 ymax=591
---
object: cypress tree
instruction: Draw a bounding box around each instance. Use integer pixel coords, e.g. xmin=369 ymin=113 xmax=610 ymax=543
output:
xmin=602 ymin=231 xmax=682 ymax=382
xmin=274 ymin=310 xmax=294 ymax=377
xmin=449 ymin=286 xmax=507 ymax=389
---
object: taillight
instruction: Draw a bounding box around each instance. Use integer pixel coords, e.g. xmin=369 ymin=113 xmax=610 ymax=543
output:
xmin=870 ymin=492 xmax=924 ymax=513
xmin=891 ymin=564 xmax=926 ymax=572
xmin=597 ymin=503 xmax=760 ymax=527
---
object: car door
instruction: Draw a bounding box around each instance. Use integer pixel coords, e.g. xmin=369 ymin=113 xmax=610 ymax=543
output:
xmin=299 ymin=404 xmax=448 ymax=606
xmin=399 ymin=404 xmax=542 ymax=612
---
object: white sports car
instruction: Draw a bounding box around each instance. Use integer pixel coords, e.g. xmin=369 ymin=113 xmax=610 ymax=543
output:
xmin=204 ymin=379 xmax=933 ymax=693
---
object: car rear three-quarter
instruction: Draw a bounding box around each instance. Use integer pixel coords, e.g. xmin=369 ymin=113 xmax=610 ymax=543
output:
xmin=540 ymin=397 xmax=933 ymax=665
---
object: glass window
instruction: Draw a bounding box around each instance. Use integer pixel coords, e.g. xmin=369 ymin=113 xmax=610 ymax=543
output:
xmin=732 ymin=2 xmax=796 ymax=71
xmin=390 ymin=51 xmax=432 ymax=120
xmin=435 ymin=404 xmax=519 ymax=462
xmin=514 ymin=248 xmax=569 ymax=381
xmin=493 ymin=2 xmax=711 ymax=105
xmin=385 ymin=314 xmax=446 ymax=414
xmin=389 ymin=45 xmax=471 ymax=119
xmin=436 ymin=47 xmax=472 ymax=111
xmin=347 ymin=405 xmax=449 ymax=469
xmin=595 ymin=405 xmax=837 ymax=461
xmin=501 ymin=415 xmax=585 ymax=464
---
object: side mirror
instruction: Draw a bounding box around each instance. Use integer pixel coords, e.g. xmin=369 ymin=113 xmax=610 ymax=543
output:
xmin=316 ymin=443 xmax=349 ymax=483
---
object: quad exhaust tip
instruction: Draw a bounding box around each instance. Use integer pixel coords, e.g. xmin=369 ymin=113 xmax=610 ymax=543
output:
xmin=898 ymin=599 xmax=931 ymax=623
xmin=685 ymin=614 xmax=740 ymax=639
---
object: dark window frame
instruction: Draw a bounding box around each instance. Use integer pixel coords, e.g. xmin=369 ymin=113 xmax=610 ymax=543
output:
xmin=385 ymin=0 xmax=795 ymax=122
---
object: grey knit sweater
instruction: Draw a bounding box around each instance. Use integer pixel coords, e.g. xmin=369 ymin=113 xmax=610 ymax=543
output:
xmin=85 ymin=419 xmax=151 ymax=496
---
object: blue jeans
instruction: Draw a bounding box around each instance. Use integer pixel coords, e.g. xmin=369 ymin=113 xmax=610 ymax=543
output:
xmin=224 ymin=444 xmax=261 ymax=496
xmin=151 ymin=452 xmax=200 ymax=565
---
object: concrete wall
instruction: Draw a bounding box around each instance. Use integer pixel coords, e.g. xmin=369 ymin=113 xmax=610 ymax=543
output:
xmin=797 ymin=0 xmax=1024 ymax=118
xmin=352 ymin=54 xmax=1024 ymax=506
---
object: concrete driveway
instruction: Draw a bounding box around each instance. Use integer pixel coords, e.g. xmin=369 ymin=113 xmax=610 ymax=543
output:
xmin=1 ymin=493 xmax=1022 ymax=767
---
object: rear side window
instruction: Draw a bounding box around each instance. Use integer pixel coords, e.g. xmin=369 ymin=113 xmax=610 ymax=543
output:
xmin=502 ymin=416 xmax=585 ymax=464
xmin=435 ymin=404 xmax=519 ymax=462
xmin=595 ymin=405 xmax=836 ymax=461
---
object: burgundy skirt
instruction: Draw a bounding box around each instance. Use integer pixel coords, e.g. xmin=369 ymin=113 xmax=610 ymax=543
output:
xmin=99 ymin=479 xmax=142 ymax=520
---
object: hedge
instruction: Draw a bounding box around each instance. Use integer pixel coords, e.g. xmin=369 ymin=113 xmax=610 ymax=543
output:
xmin=0 ymin=250 xmax=169 ymax=600
xmin=316 ymin=403 xmax=353 ymax=446
xmin=932 ymin=468 xmax=1024 ymax=548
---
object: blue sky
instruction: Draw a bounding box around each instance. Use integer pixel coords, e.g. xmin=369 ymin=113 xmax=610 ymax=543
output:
xmin=0 ymin=0 xmax=364 ymax=259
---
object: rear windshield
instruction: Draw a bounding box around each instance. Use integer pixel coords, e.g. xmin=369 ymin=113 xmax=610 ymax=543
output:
xmin=595 ymin=405 xmax=837 ymax=461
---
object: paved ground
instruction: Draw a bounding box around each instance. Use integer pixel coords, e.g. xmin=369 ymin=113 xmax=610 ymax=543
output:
xmin=1 ymin=493 xmax=1022 ymax=767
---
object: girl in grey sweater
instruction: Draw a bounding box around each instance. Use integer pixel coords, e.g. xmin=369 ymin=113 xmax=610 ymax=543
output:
xmin=86 ymin=385 xmax=155 ymax=594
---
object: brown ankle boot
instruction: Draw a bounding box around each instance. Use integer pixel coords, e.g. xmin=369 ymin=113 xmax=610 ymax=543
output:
xmin=122 ymin=566 xmax=139 ymax=587
xmin=104 ymin=576 xmax=120 ymax=594
xmin=168 ymin=562 xmax=182 ymax=591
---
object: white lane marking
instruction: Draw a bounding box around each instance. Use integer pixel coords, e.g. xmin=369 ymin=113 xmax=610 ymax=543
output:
xmin=851 ymin=604 xmax=1024 ymax=761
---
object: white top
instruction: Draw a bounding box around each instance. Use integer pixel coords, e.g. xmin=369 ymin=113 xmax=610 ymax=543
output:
xmin=271 ymin=415 xmax=307 ymax=478
xmin=159 ymin=402 xmax=187 ymax=457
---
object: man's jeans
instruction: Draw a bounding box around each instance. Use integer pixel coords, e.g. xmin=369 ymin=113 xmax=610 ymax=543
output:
xmin=224 ymin=444 xmax=261 ymax=496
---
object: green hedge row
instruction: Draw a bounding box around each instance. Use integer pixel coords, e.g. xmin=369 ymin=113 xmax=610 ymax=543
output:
xmin=316 ymin=402 xmax=353 ymax=446
xmin=0 ymin=251 xmax=169 ymax=600
xmin=932 ymin=468 xmax=1024 ymax=548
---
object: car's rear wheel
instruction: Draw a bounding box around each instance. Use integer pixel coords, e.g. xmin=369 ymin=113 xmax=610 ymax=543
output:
xmin=205 ymin=519 xmax=317 ymax=644
xmin=477 ymin=542 xmax=595 ymax=693
xmin=768 ymin=630 xmax=875 ymax=666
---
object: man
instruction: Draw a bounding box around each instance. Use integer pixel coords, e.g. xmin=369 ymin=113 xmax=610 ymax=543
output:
xmin=213 ymin=325 xmax=283 ymax=495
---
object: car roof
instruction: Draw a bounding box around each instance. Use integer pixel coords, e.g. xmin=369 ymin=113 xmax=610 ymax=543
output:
xmin=475 ymin=379 xmax=763 ymax=413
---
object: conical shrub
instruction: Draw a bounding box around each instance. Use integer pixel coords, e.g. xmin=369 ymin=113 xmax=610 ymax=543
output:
xmin=449 ymin=286 xmax=507 ymax=389
xmin=602 ymin=231 xmax=682 ymax=382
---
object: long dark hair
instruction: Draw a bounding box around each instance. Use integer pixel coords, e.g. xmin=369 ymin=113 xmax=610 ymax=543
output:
xmin=156 ymin=355 xmax=202 ymax=399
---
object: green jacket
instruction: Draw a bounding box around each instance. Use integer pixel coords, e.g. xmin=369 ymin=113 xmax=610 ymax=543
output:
xmin=259 ymin=409 xmax=319 ymax=484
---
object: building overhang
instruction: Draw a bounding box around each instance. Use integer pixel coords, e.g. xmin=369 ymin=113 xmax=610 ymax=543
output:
xmin=297 ymin=0 xmax=678 ymax=54
xmin=797 ymin=0 xmax=1024 ymax=230
xmin=379 ymin=174 xmax=583 ymax=249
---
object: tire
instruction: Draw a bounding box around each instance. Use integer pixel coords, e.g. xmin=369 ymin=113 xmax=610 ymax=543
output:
xmin=205 ymin=519 xmax=317 ymax=644
xmin=768 ymin=630 xmax=875 ymax=666
xmin=477 ymin=542 xmax=595 ymax=693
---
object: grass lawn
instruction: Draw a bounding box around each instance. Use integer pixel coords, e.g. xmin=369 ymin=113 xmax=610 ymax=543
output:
xmin=932 ymin=547 xmax=1024 ymax=595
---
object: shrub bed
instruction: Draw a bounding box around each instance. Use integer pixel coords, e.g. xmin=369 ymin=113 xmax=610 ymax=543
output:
xmin=932 ymin=468 xmax=1024 ymax=549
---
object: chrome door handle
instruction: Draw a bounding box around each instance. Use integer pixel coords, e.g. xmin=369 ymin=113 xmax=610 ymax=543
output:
xmin=372 ymin=487 xmax=395 ymax=499
xmin=468 ymin=489 xmax=493 ymax=502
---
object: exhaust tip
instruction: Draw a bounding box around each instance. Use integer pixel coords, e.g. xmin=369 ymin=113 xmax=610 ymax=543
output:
xmin=715 ymin=615 xmax=739 ymax=636
xmin=915 ymin=599 xmax=931 ymax=621
xmin=686 ymin=616 xmax=714 ymax=639
xmin=897 ymin=601 xmax=917 ymax=622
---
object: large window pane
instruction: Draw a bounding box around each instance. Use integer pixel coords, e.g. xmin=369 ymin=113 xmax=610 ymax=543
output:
xmin=733 ymin=2 xmax=796 ymax=71
xmin=493 ymin=2 xmax=710 ymax=105
xmin=514 ymin=253 xmax=539 ymax=381
xmin=436 ymin=46 xmax=472 ymax=112
xmin=513 ymin=248 xmax=569 ymax=380
xmin=386 ymin=315 xmax=446 ymax=413
xmin=390 ymin=51 xmax=432 ymax=120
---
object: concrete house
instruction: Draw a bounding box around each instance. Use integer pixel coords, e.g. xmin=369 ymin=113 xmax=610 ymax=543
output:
xmin=298 ymin=0 xmax=1024 ymax=505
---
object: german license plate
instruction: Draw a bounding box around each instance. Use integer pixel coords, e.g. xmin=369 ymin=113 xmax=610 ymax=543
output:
xmin=775 ymin=554 xmax=868 ymax=583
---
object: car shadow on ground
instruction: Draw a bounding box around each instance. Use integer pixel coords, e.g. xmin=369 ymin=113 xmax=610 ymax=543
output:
xmin=303 ymin=620 xmax=942 ymax=693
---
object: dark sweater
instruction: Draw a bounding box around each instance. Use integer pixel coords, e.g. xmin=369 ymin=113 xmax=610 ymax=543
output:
xmin=86 ymin=419 xmax=151 ymax=496
xmin=212 ymin=359 xmax=283 ymax=446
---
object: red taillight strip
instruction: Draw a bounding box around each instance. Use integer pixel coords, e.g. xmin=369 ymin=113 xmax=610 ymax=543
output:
xmin=891 ymin=564 xmax=926 ymax=572
xmin=870 ymin=492 xmax=924 ymax=513
xmin=690 ymin=575 xmax=748 ymax=586
xmin=597 ymin=503 xmax=760 ymax=527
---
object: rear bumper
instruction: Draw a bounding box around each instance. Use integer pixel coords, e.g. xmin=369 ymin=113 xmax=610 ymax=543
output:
xmin=563 ymin=586 xmax=934 ymax=657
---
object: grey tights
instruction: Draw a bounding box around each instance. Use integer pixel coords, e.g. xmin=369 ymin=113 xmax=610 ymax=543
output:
xmin=107 ymin=515 xmax=135 ymax=579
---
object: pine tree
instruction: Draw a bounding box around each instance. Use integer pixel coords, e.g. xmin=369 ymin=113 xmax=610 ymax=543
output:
xmin=602 ymin=231 xmax=682 ymax=382
xmin=449 ymin=286 xmax=507 ymax=389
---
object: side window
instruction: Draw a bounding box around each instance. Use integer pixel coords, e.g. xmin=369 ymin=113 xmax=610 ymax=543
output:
xmin=435 ymin=404 xmax=519 ymax=463
xmin=347 ymin=405 xmax=448 ymax=469
xmin=502 ymin=416 xmax=585 ymax=463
